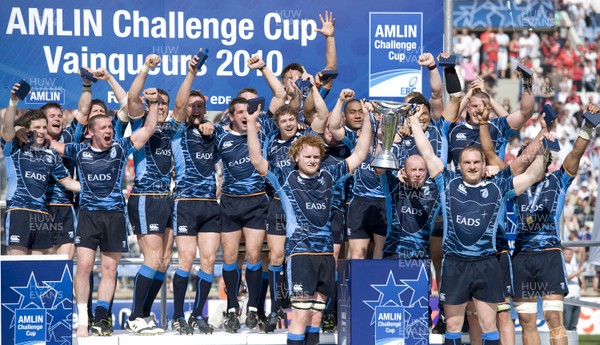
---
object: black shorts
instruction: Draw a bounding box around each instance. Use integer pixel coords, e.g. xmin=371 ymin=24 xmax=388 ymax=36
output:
xmin=287 ymin=254 xmax=335 ymax=298
xmin=439 ymin=255 xmax=505 ymax=305
xmin=128 ymin=194 xmax=173 ymax=235
xmin=330 ymin=208 xmax=346 ymax=245
xmin=47 ymin=205 xmax=76 ymax=246
xmin=497 ymin=251 xmax=514 ymax=297
xmin=173 ymin=199 xmax=221 ymax=236
xmin=266 ymin=197 xmax=286 ymax=236
xmin=431 ymin=217 xmax=443 ymax=237
xmin=220 ymin=194 xmax=269 ymax=232
xmin=75 ymin=210 xmax=129 ymax=252
xmin=5 ymin=209 xmax=53 ymax=250
xmin=512 ymin=249 xmax=569 ymax=299
xmin=346 ymin=197 xmax=387 ymax=239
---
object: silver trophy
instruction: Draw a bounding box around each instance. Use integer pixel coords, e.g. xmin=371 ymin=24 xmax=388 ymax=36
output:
xmin=370 ymin=100 xmax=414 ymax=170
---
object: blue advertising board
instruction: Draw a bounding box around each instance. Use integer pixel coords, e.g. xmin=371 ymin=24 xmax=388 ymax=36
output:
xmin=1 ymin=256 xmax=73 ymax=345
xmin=338 ymin=259 xmax=429 ymax=345
xmin=454 ymin=0 xmax=555 ymax=29
xmin=0 ymin=1 xmax=443 ymax=111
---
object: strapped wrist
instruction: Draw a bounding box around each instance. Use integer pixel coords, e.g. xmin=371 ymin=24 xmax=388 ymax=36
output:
xmin=9 ymin=99 xmax=18 ymax=107
xmin=140 ymin=65 xmax=150 ymax=74
xmin=428 ymin=64 xmax=437 ymax=71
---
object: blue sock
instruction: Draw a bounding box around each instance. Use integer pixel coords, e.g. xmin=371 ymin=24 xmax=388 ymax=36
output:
xmin=143 ymin=270 xmax=165 ymax=317
xmin=482 ymin=331 xmax=500 ymax=345
xmin=445 ymin=331 xmax=462 ymax=345
xmin=94 ymin=300 xmax=111 ymax=322
xmin=172 ymin=268 xmax=190 ymax=319
xmin=305 ymin=326 xmax=320 ymax=345
xmin=223 ymin=263 xmax=240 ymax=310
xmin=192 ymin=269 xmax=214 ymax=318
xmin=130 ymin=265 xmax=157 ymax=320
xmin=245 ymin=260 xmax=263 ymax=308
xmin=287 ymin=332 xmax=305 ymax=345
xmin=269 ymin=264 xmax=284 ymax=312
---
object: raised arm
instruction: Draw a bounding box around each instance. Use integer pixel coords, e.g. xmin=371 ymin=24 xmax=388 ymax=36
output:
xmin=76 ymin=68 xmax=93 ymax=125
xmin=564 ymin=104 xmax=600 ymax=175
xmin=475 ymin=101 xmax=506 ymax=168
xmin=246 ymin=104 xmax=268 ymax=175
xmin=247 ymin=55 xmax=287 ymax=113
xmin=173 ymin=51 xmax=202 ymax=122
xmin=94 ymin=67 xmax=129 ymax=122
xmin=408 ymin=106 xmax=444 ymax=175
xmin=1 ymin=83 xmax=22 ymax=141
xmin=329 ymin=89 xmax=355 ymax=141
xmin=512 ymin=150 xmax=548 ymax=196
xmin=457 ymin=77 xmax=485 ymax=121
xmin=346 ymin=101 xmax=372 ymax=173
xmin=510 ymin=119 xmax=549 ymax=174
xmin=128 ymin=54 xmax=161 ymax=119
xmin=315 ymin=10 xmax=337 ymax=71
xmin=50 ymin=140 xmax=66 ymax=156
xmin=506 ymin=70 xmax=535 ymax=129
xmin=417 ymin=53 xmax=443 ymax=119
xmin=130 ymin=88 xmax=159 ymax=150
xmin=307 ymin=75 xmax=329 ymax=133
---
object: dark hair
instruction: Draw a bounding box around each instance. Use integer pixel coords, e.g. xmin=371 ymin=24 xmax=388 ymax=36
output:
xmin=189 ymin=90 xmax=206 ymax=101
xmin=228 ymin=97 xmax=248 ymax=115
xmin=343 ymin=99 xmax=362 ymax=113
xmin=157 ymin=88 xmax=169 ymax=103
xmin=273 ymin=104 xmax=298 ymax=123
xmin=237 ymin=88 xmax=258 ymax=97
xmin=40 ymin=102 xmax=62 ymax=114
xmin=19 ymin=109 xmax=47 ymax=129
xmin=281 ymin=63 xmax=303 ymax=80
xmin=91 ymin=99 xmax=108 ymax=114
xmin=407 ymin=93 xmax=431 ymax=113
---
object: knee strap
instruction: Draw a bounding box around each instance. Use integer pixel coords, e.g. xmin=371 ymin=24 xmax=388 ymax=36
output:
xmin=542 ymin=300 xmax=563 ymax=312
xmin=514 ymin=301 xmax=538 ymax=314
xmin=291 ymin=299 xmax=313 ymax=310
xmin=311 ymin=300 xmax=327 ymax=312
xmin=497 ymin=303 xmax=511 ymax=313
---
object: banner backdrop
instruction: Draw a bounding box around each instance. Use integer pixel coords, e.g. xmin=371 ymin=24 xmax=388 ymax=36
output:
xmin=0 ymin=0 xmax=444 ymax=110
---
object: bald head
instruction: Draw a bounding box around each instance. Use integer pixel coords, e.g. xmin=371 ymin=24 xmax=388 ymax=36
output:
xmin=403 ymin=155 xmax=427 ymax=189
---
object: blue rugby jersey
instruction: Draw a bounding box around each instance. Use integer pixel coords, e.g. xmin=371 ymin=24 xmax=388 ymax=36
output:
xmin=434 ymin=167 xmax=516 ymax=258
xmin=321 ymin=143 xmax=353 ymax=211
xmin=216 ymin=124 xmax=268 ymax=196
xmin=64 ymin=138 xmax=137 ymax=211
xmin=46 ymin=119 xmax=85 ymax=205
xmin=393 ymin=118 xmax=450 ymax=168
xmin=131 ymin=118 xmax=181 ymax=194
xmin=382 ymin=174 xmax=440 ymax=259
xmin=3 ymin=139 xmax=69 ymax=212
xmin=171 ymin=122 xmax=219 ymax=199
xmin=447 ymin=116 xmax=516 ymax=166
xmin=513 ymin=166 xmax=574 ymax=253
xmin=264 ymin=160 xmax=350 ymax=256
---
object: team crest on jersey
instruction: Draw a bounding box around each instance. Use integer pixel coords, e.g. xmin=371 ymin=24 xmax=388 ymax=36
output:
xmin=480 ymin=188 xmax=488 ymax=198
xmin=422 ymin=186 xmax=430 ymax=196
xmin=458 ymin=184 xmax=467 ymax=195
xmin=192 ymin=128 xmax=202 ymax=137
xmin=404 ymin=139 xmax=412 ymax=146
xmin=44 ymin=154 xmax=53 ymax=164
xmin=110 ymin=147 xmax=117 ymax=159
xmin=424 ymin=131 xmax=430 ymax=139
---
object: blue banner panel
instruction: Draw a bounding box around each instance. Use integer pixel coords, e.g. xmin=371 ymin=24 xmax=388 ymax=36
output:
xmin=338 ymin=259 xmax=429 ymax=345
xmin=454 ymin=0 xmax=555 ymax=30
xmin=1 ymin=256 xmax=73 ymax=345
xmin=0 ymin=1 xmax=443 ymax=111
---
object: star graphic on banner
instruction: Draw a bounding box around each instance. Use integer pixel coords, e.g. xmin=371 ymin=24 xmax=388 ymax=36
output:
xmin=2 ymin=301 xmax=21 ymax=330
xmin=11 ymin=272 xmax=50 ymax=309
xmin=363 ymin=294 xmax=384 ymax=325
xmin=46 ymin=300 xmax=72 ymax=340
xmin=397 ymin=265 xmax=429 ymax=307
xmin=371 ymin=271 xmax=408 ymax=306
xmin=43 ymin=265 xmax=73 ymax=308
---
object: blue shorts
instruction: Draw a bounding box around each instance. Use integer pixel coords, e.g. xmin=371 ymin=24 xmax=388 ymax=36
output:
xmin=330 ymin=207 xmax=346 ymax=245
xmin=220 ymin=194 xmax=268 ymax=232
xmin=266 ymin=197 xmax=286 ymax=236
xmin=346 ymin=196 xmax=387 ymax=239
xmin=6 ymin=209 xmax=53 ymax=250
xmin=128 ymin=194 xmax=173 ymax=235
xmin=173 ymin=199 xmax=221 ymax=236
xmin=76 ymin=210 xmax=129 ymax=252
xmin=497 ymin=251 xmax=514 ymax=297
xmin=47 ymin=205 xmax=77 ymax=246
xmin=287 ymin=254 xmax=335 ymax=299
xmin=440 ymin=255 xmax=505 ymax=305
xmin=512 ymin=249 xmax=569 ymax=298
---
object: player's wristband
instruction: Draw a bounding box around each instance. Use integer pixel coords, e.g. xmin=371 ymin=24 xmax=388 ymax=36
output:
xmin=428 ymin=64 xmax=437 ymax=71
xmin=258 ymin=64 xmax=266 ymax=71
xmin=578 ymin=125 xmax=593 ymax=141
xmin=140 ymin=65 xmax=150 ymax=74
xmin=8 ymin=99 xmax=18 ymax=107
